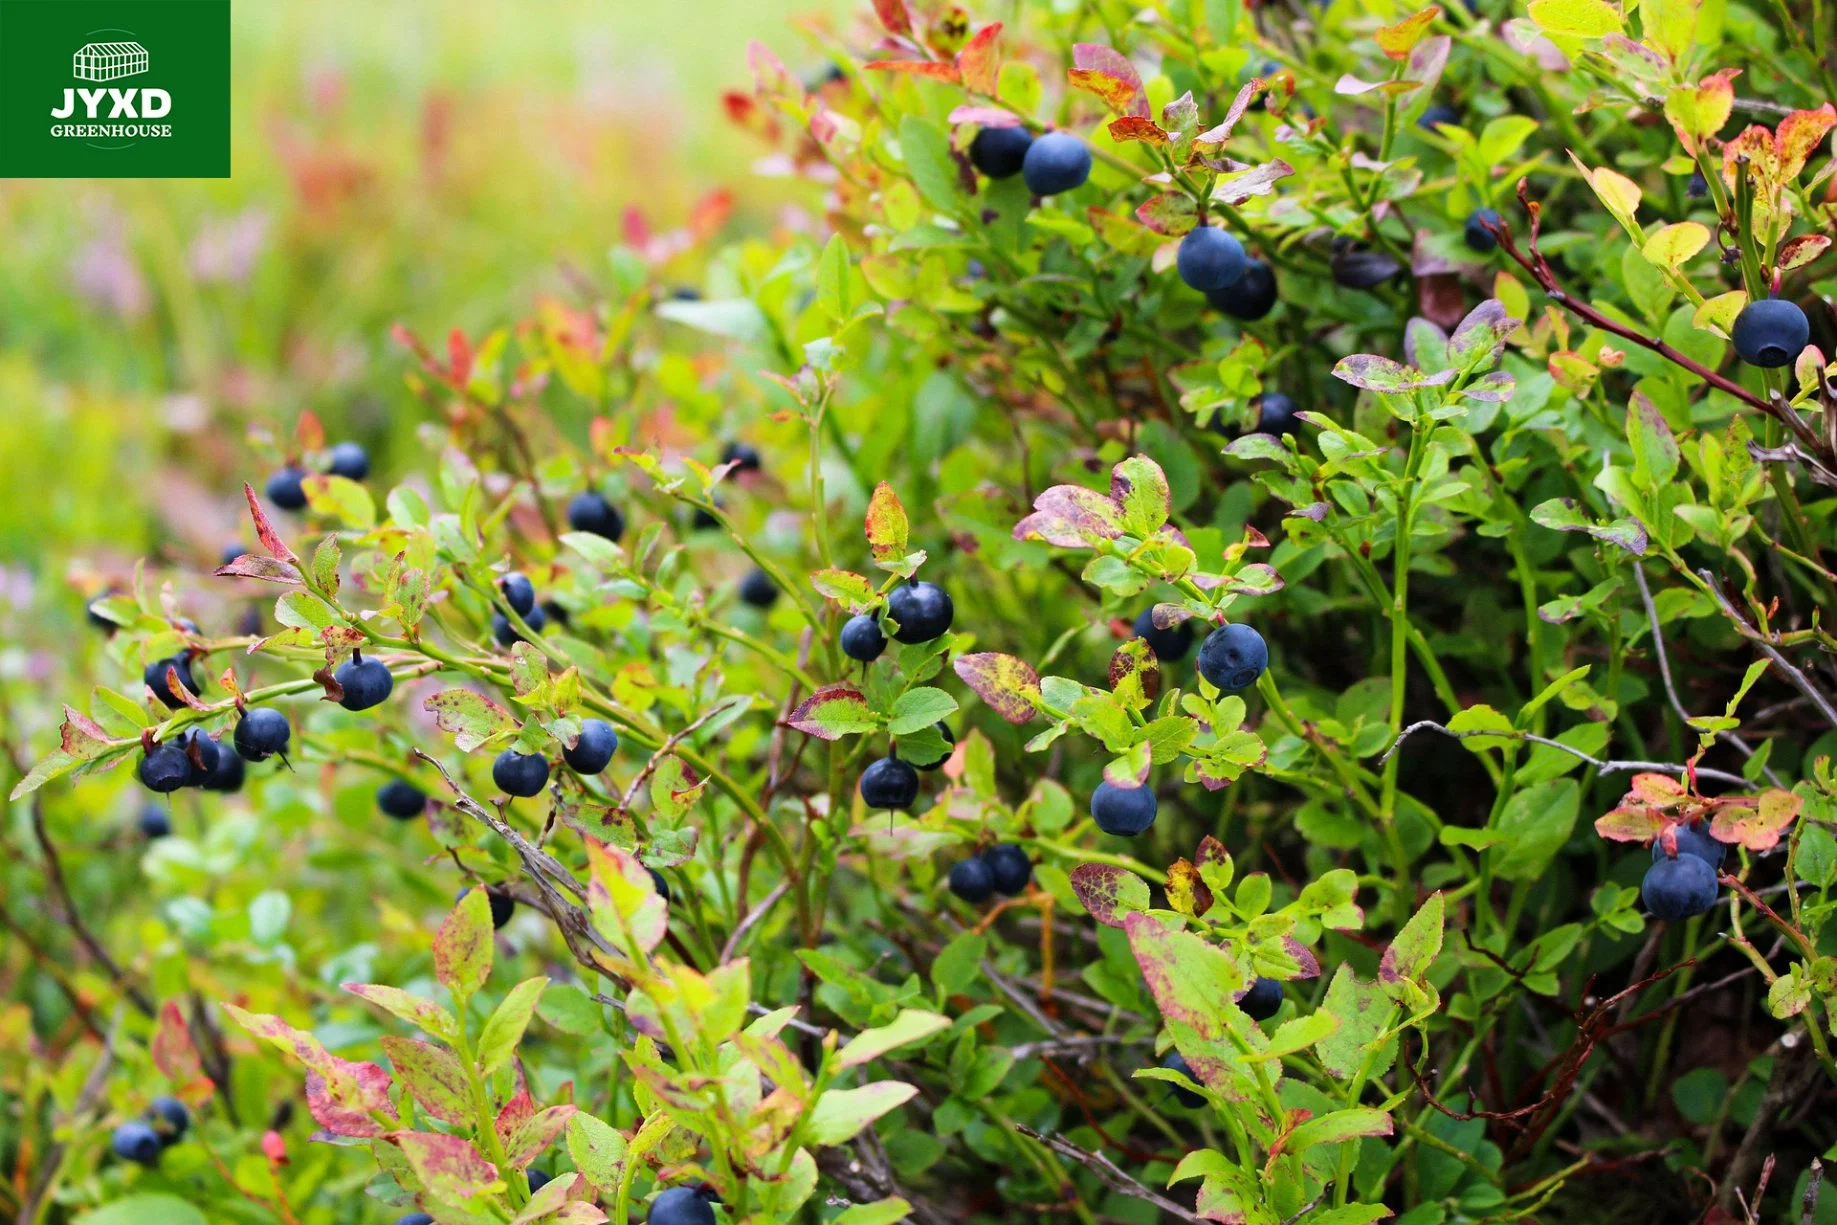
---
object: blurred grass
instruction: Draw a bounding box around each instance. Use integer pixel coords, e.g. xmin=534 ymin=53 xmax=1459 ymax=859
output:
xmin=0 ymin=0 xmax=841 ymax=592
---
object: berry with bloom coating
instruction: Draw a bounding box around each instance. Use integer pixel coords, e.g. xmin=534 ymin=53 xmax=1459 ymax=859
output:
xmin=493 ymin=604 xmax=547 ymax=647
xmin=1091 ymin=781 xmax=1157 ymax=836
xmin=948 ymin=857 xmax=996 ymax=903
xmin=1651 ymin=821 xmax=1726 ymax=870
xmin=563 ymin=718 xmax=618 ymax=774
xmin=1731 ymin=298 xmax=1810 ymax=368
xmin=859 ymin=755 xmax=920 ymax=809
xmin=1239 ymin=977 xmax=1284 ymax=1021
xmin=1021 ymin=131 xmax=1091 ymax=196
xmin=983 ymin=843 xmax=1033 ymax=895
xmin=1177 ymin=227 xmax=1247 ymax=292
xmin=499 ymin=573 xmax=536 ymax=617
xmin=567 ymin=491 xmax=625 ymax=541
xmin=887 ymin=581 xmax=953 ymax=643
xmin=266 ymin=467 xmax=308 ymax=511
xmin=1255 ymin=393 xmax=1299 ymax=436
xmin=1205 ymin=259 xmax=1278 ymax=320
xmin=234 ymin=707 xmax=291 ymax=762
xmin=1160 ymin=1051 xmax=1206 ymax=1108
xmin=1132 ymin=609 xmax=1194 ymax=662
xmin=144 ymin=654 xmax=199 ymax=708
xmin=176 ymin=728 xmax=220 ymax=787
xmin=138 ymin=804 xmax=172 ymax=837
xmin=147 ymin=1096 xmax=190 ymax=1143
xmin=378 ymin=780 xmax=426 ymax=819
xmin=840 ymin=614 xmax=888 ymax=662
xmin=335 ymin=655 xmax=394 ymax=711
xmin=493 ymin=750 xmax=550 ymax=797
xmin=739 ymin=568 xmax=779 ymax=608
xmin=112 ymin=1120 xmax=164 ymax=1165
xmin=649 ymin=1187 xmax=718 ymax=1225
xmin=1642 ymin=854 xmax=1719 ymax=920
xmin=1197 ymin=624 xmax=1268 ymax=693
xmin=327 ymin=441 xmax=370 ymax=481
xmin=970 ymin=124 xmax=1033 ymax=178
xmin=202 ymin=743 xmax=245 ymax=792
xmin=139 ymin=743 xmax=191 ymax=793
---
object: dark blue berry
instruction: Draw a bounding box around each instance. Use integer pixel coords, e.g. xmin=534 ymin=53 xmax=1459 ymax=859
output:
xmin=970 ymin=125 xmax=1033 ymax=178
xmin=493 ymin=604 xmax=547 ymax=647
xmin=840 ymin=614 xmax=888 ymax=662
xmin=1652 ymin=821 xmax=1727 ymax=870
xmin=563 ymin=719 xmax=618 ymax=774
xmin=1197 ymin=624 xmax=1268 ymax=693
xmin=1239 ymin=977 xmax=1284 ymax=1021
xmin=859 ymin=755 xmax=920 ymax=809
xmin=1133 ymin=609 xmax=1194 ymax=662
xmin=334 ymin=655 xmax=394 ymax=711
xmin=1642 ymin=854 xmax=1719 ymax=921
xmin=220 ymin=542 xmax=246 ymax=567
xmin=139 ymin=744 xmax=191 ymax=793
xmin=1687 ymin=169 xmax=1708 ymax=198
xmin=526 ymin=1168 xmax=552 ymax=1193
xmin=147 ymin=1096 xmax=190 ymax=1143
xmin=721 ymin=441 xmax=763 ymax=472
xmin=1205 ymin=259 xmax=1278 ymax=320
xmin=499 ymin=573 xmax=536 ymax=617
xmin=887 ymin=581 xmax=953 ymax=643
xmin=648 ymin=867 xmax=671 ymax=903
xmin=1417 ymin=104 xmax=1460 ymax=131
xmin=176 ymin=728 xmax=219 ymax=788
xmin=1464 ymin=208 xmax=1501 ymax=253
xmin=1177 ymin=227 xmax=1248 ymax=292
xmin=567 ymin=491 xmax=625 ymax=541
xmin=1331 ymin=246 xmax=1402 ymax=289
xmin=266 ymin=467 xmax=308 ymax=511
xmin=144 ymin=654 xmax=198 ymax=708
xmin=1021 ymin=131 xmax=1091 ymax=196
xmin=1090 ymin=781 xmax=1157 ymax=836
xmin=327 ymin=441 xmax=370 ymax=481
xmin=493 ymin=750 xmax=550 ymax=798
xmin=202 ymin=742 xmax=245 ymax=792
xmin=138 ymin=804 xmax=172 ymax=837
xmin=948 ymin=857 xmax=996 ymax=903
xmin=378 ymin=779 xmax=427 ymax=819
xmin=649 ymin=1186 xmax=717 ymax=1225
xmin=112 ymin=1120 xmax=163 ymax=1165
xmin=234 ymin=707 xmax=291 ymax=762
xmin=1731 ymin=298 xmax=1810 ymax=368
xmin=394 ymin=1216 xmax=435 ymax=1225
xmin=1160 ymin=1051 xmax=1206 ymax=1108
xmin=1255 ymin=393 xmax=1299 ymax=436
xmin=739 ymin=568 xmax=779 ymax=608
xmin=982 ymin=843 xmax=1032 ymax=895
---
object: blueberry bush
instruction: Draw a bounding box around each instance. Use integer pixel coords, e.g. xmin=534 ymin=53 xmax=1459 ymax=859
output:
xmin=9 ymin=0 xmax=1837 ymax=1222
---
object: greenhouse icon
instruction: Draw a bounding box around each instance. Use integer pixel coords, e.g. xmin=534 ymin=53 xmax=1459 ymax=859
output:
xmin=72 ymin=41 xmax=150 ymax=83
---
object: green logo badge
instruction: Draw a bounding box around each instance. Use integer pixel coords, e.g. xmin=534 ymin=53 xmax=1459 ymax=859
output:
xmin=0 ymin=0 xmax=230 ymax=178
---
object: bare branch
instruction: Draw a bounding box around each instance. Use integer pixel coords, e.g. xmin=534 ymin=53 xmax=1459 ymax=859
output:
xmin=1378 ymin=720 xmax=1751 ymax=787
xmin=1012 ymin=1125 xmax=1206 ymax=1223
xmin=32 ymin=800 xmax=154 ymax=1016
xmin=1699 ymin=571 xmax=1837 ymax=729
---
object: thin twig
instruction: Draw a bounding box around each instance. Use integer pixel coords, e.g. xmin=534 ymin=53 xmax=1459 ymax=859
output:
xmin=1378 ymin=719 xmax=1751 ymax=787
xmin=1700 ymin=571 xmax=1837 ymax=729
xmin=718 ymin=879 xmax=790 ymax=964
xmin=31 ymin=800 xmax=155 ymax=1016
xmin=1011 ymin=1126 xmax=1206 ymax=1223
xmin=619 ymin=696 xmax=753 ymax=813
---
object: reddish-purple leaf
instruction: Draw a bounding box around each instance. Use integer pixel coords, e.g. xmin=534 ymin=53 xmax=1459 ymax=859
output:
xmin=871 ymin=0 xmax=913 ymax=36
xmin=948 ymin=105 xmax=1023 ymax=127
xmin=388 ymin=1130 xmax=500 ymax=1202
xmin=151 ymin=1001 xmax=211 ymax=1100
xmin=1135 ymin=191 xmax=1197 ymax=236
xmin=215 ymin=554 xmax=304 ymax=584
xmin=304 ymin=1057 xmax=396 ymax=1138
xmin=1012 ymin=483 xmax=1125 ymax=548
xmin=1711 ymin=789 xmax=1803 ymax=851
xmin=952 ymin=653 xmax=1042 ymax=724
xmin=381 ymin=1036 xmax=471 ymax=1127
xmin=506 ymin=1104 xmax=578 ymax=1168
xmin=956 ymin=23 xmax=1002 ymax=94
xmin=864 ymin=59 xmax=962 ymax=81
xmin=1194 ymin=79 xmax=1263 ymax=147
xmin=242 ymin=482 xmax=300 ymax=566
xmin=1070 ymin=43 xmax=1149 ymax=118
xmin=1070 ymin=863 xmax=1150 ymax=928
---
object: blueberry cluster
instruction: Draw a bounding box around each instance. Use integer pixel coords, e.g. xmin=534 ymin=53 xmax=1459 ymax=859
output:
xmin=110 ymin=1096 xmax=191 ymax=1167
xmin=1642 ymin=821 xmax=1725 ymax=921
xmin=265 ymin=439 xmax=372 ymax=512
xmin=852 ymin=579 xmax=958 ymax=807
xmin=946 ymin=843 xmax=1034 ymax=903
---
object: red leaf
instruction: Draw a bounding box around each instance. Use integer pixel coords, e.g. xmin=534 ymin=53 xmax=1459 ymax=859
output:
xmin=948 ymin=105 xmax=1022 ymax=127
xmin=304 ymin=1058 xmax=396 ymax=1138
xmin=242 ymin=482 xmax=301 ymax=566
xmin=151 ymin=1002 xmax=212 ymax=1101
xmin=1070 ymin=43 xmax=1149 ymax=118
xmin=955 ymin=23 xmax=1002 ymax=94
xmin=1107 ymin=115 xmax=1170 ymax=145
xmin=863 ymin=59 xmax=962 ymax=82
xmin=292 ymin=410 xmax=324 ymax=456
xmin=447 ymin=328 xmax=474 ymax=389
xmin=387 ymin=1131 xmax=499 ymax=1201
xmin=1710 ymin=788 xmax=1803 ymax=851
xmin=872 ymin=0 xmax=913 ymax=36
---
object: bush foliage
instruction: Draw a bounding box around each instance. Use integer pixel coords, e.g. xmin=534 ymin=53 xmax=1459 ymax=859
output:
xmin=9 ymin=0 xmax=1837 ymax=1222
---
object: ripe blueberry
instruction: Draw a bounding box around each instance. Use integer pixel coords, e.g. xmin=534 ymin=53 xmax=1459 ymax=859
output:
xmin=1197 ymin=623 xmax=1268 ymax=693
xmin=1205 ymin=259 xmax=1278 ymax=321
xmin=378 ymin=779 xmax=427 ymax=819
xmin=739 ymin=568 xmax=779 ymax=609
xmin=1090 ymin=781 xmax=1157 ymax=836
xmin=1331 ymin=245 xmax=1402 ymax=289
xmin=859 ymin=755 xmax=920 ymax=810
xmin=1160 ymin=1051 xmax=1206 ymax=1108
xmin=691 ymin=505 xmax=721 ymax=531
xmin=970 ymin=124 xmax=1033 ymax=178
xmin=1652 ymin=821 xmax=1726 ymax=870
xmin=176 ymin=728 xmax=220 ymax=788
xmin=144 ymin=654 xmax=199 ymax=708
xmin=563 ymin=718 xmax=618 ymax=774
xmin=139 ymin=743 xmax=191 ymax=793
xmin=649 ymin=1186 xmax=718 ymax=1225
xmin=542 ymin=599 xmax=569 ymax=628
xmin=327 ymin=441 xmax=370 ymax=481
xmin=202 ymin=742 xmax=245 ymax=792
xmin=234 ymin=707 xmax=291 ymax=762
xmin=334 ymin=655 xmax=394 ymax=711
xmin=527 ymin=1168 xmax=552 ymax=1193
xmin=1417 ymin=103 xmax=1460 ymax=131
xmin=840 ymin=613 xmax=888 ymax=662
xmin=493 ymin=749 xmax=550 ymax=797
xmin=1021 ymin=131 xmax=1092 ymax=196
xmin=948 ymin=857 xmax=996 ymax=903
xmin=493 ymin=604 xmax=547 ymax=647
xmin=147 ymin=1096 xmax=190 ymax=1143
xmin=1255 ymin=392 xmax=1299 ymax=436
xmin=1642 ymin=854 xmax=1719 ymax=920
xmin=567 ymin=491 xmax=625 ymax=541
xmin=138 ymin=804 xmax=172 ymax=838
xmin=1132 ymin=609 xmax=1193 ymax=661
xmin=913 ymin=721 xmax=955 ymax=771
xmin=499 ymin=573 xmax=536 ymax=617
xmin=1177 ymin=227 xmax=1248 ymax=292
xmin=459 ymin=885 xmax=517 ymax=929
xmin=395 ymin=1216 xmax=435 ymax=1225
xmin=1731 ymin=298 xmax=1810 ymax=368
xmin=648 ymin=866 xmax=672 ymax=903
xmin=982 ymin=843 xmax=1033 ymax=895
xmin=220 ymin=542 xmax=246 ymax=566
xmin=1463 ymin=208 xmax=1501 ymax=253
xmin=1687 ymin=169 xmax=1708 ymax=198
xmin=112 ymin=1120 xmax=164 ymax=1165
xmin=266 ymin=467 xmax=309 ymax=511
xmin=886 ymin=581 xmax=953 ymax=643
xmin=1239 ymin=977 xmax=1283 ymax=1021
xmin=721 ymin=441 xmax=763 ymax=472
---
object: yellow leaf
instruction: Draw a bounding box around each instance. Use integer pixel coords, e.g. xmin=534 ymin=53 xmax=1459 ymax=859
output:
xmin=1641 ymin=221 xmax=1710 ymax=270
xmin=1642 ymin=0 xmax=1700 ymax=60
xmin=1693 ymin=290 xmax=1746 ymax=337
xmin=1376 ymin=6 xmax=1442 ymax=59
xmin=1528 ymin=0 xmax=1625 ymax=36
xmin=1569 ymin=151 xmax=1642 ymax=227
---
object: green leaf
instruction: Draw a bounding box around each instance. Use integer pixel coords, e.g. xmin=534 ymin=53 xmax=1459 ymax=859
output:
xmin=1445 ymin=704 xmax=1515 ymax=753
xmin=76 ymin=1196 xmax=209 ymax=1225
xmin=537 ymin=983 xmax=603 ymax=1036
xmin=476 ymin=976 xmax=548 ymax=1077
xmin=655 ymin=297 xmax=766 ymax=341
xmin=889 ymin=687 xmax=959 ymax=735
xmin=434 ymin=888 xmax=494 ymax=1002
xmin=788 ymin=684 xmax=881 ymax=739
xmin=1529 ymin=0 xmax=1625 ymax=37
xmin=1491 ymin=779 xmax=1581 ymax=880
xmin=839 ymin=1009 xmax=953 ymax=1068
xmin=342 ymin=983 xmax=459 ymax=1042
xmin=833 ymin=1200 xmax=913 ymax=1225
xmin=806 ymin=1082 xmax=920 ymax=1144
xmin=932 ymin=930 xmax=987 ymax=995
xmin=1626 ymin=390 xmax=1680 ymax=490
xmin=567 ymin=1111 xmax=628 ymax=1186
xmin=424 ymin=689 xmax=518 ymax=752
xmin=1379 ymin=893 xmax=1444 ymax=987
xmin=898 ymin=115 xmax=962 ymax=214
xmin=1286 ymin=1107 xmax=1393 ymax=1152
xmin=302 ymin=474 xmax=377 ymax=529
xmin=817 ymin=233 xmax=855 ymax=323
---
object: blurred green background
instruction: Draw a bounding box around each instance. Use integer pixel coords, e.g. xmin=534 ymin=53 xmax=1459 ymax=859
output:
xmin=0 ymin=0 xmax=840 ymax=580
